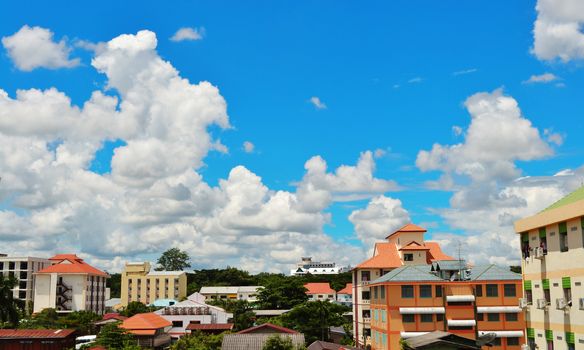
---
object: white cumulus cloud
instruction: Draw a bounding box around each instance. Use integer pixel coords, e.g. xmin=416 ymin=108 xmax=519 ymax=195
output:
xmin=170 ymin=27 xmax=205 ymax=42
xmin=523 ymin=72 xmax=560 ymax=84
xmin=309 ymin=96 xmax=327 ymax=109
xmin=1 ymin=25 xmax=80 ymax=71
xmin=243 ymin=141 xmax=255 ymax=153
xmin=532 ymin=0 xmax=584 ymax=61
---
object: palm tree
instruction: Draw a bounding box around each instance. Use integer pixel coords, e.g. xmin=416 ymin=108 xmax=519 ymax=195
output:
xmin=0 ymin=274 xmax=20 ymax=327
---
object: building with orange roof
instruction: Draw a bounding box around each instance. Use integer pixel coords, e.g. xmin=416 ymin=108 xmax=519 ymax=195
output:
xmin=120 ymin=312 xmax=172 ymax=348
xmin=352 ymin=224 xmax=454 ymax=348
xmin=305 ymin=282 xmax=336 ymax=301
xmin=337 ymin=283 xmax=353 ymax=304
xmin=33 ymin=254 xmax=109 ymax=315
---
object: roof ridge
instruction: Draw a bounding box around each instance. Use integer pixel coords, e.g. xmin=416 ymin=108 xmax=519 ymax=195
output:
xmin=471 ymin=264 xmax=492 ymax=280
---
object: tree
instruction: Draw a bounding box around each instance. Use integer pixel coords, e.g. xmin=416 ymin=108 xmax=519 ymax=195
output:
xmin=120 ymin=301 xmax=151 ymax=317
xmin=258 ymin=278 xmax=307 ymax=309
xmin=170 ymin=331 xmax=225 ymax=350
xmin=60 ymin=311 xmax=101 ymax=335
xmin=207 ymin=299 xmax=255 ymax=331
xmin=156 ymin=248 xmax=191 ymax=271
xmin=96 ymin=322 xmax=138 ymax=349
xmin=107 ymin=273 xmax=122 ymax=298
xmin=279 ymin=301 xmax=350 ymax=344
xmin=0 ymin=274 xmax=20 ymax=327
xmin=262 ymin=335 xmax=305 ymax=350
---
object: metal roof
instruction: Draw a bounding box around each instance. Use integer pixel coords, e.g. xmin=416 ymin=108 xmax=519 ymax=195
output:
xmin=469 ymin=265 xmax=521 ymax=281
xmin=371 ymin=264 xmax=520 ymax=283
xmin=372 ymin=265 xmax=442 ymax=283
xmin=0 ymin=329 xmax=76 ymax=339
xmin=221 ymin=334 xmax=305 ymax=350
xmin=542 ymin=185 xmax=584 ymax=212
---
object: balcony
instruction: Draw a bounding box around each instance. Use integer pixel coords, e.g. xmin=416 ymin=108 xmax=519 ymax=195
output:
xmin=361 ymin=299 xmax=370 ymax=304
xmin=446 ymin=295 xmax=475 ymax=302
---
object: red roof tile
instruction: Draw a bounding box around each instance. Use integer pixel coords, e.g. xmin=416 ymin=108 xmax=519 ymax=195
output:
xmin=0 ymin=329 xmax=76 ymax=339
xmin=385 ymin=223 xmax=427 ymax=239
xmin=38 ymin=254 xmax=108 ymax=277
xmin=237 ymin=323 xmax=298 ymax=334
xmin=304 ymin=282 xmax=335 ymax=295
xmin=426 ymin=242 xmax=455 ymax=262
xmin=186 ymin=323 xmax=234 ymax=331
xmin=102 ymin=313 xmax=127 ymax=321
xmin=121 ymin=313 xmax=171 ymax=332
xmin=355 ymin=242 xmax=403 ymax=269
xmin=337 ymin=283 xmax=352 ymax=295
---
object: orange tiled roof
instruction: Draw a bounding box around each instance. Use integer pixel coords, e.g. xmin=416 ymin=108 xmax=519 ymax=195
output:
xmin=38 ymin=254 xmax=108 ymax=277
xmin=399 ymin=241 xmax=431 ymax=251
xmin=355 ymin=242 xmax=403 ymax=269
xmin=385 ymin=223 xmax=427 ymax=239
xmin=304 ymin=282 xmax=335 ymax=295
xmin=425 ymin=241 xmax=455 ymax=262
xmin=337 ymin=283 xmax=352 ymax=295
xmin=120 ymin=313 xmax=171 ymax=332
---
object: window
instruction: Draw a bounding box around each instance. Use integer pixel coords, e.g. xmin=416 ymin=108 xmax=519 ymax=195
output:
xmin=544 ymin=289 xmax=551 ymax=304
xmin=19 ymin=281 xmax=26 ymax=289
xmin=487 ymin=313 xmax=500 ymax=322
xmin=540 ymin=227 xmax=548 ymax=254
xmin=526 ymin=289 xmax=533 ymax=304
xmin=402 ymin=314 xmax=415 ymax=323
xmin=19 ymin=290 xmax=26 ymax=299
xmin=421 ymin=314 xmax=433 ymax=323
xmin=559 ymin=222 xmax=568 ymax=252
xmin=476 ymin=285 xmax=483 ymax=297
xmin=486 ymin=284 xmax=498 ymax=297
xmin=476 ymin=313 xmax=484 ymax=321
xmin=8 ymin=262 xmax=15 ymax=270
xmin=172 ymin=321 xmax=183 ymax=328
xmin=361 ymin=271 xmax=370 ymax=282
xmin=435 ymin=285 xmax=442 ymax=297
xmin=363 ymin=291 xmax=371 ymax=300
xmin=507 ymin=338 xmax=520 ymax=346
xmin=506 ymin=313 xmax=518 ymax=322
xmin=420 ymin=285 xmax=432 ymax=298
xmin=20 ymin=262 xmax=28 ymax=270
xmin=380 ymin=286 xmax=385 ymax=299
xmin=563 ymin=277 xmax=572 ymax=303
xmin=491 ymin=338 xmax=501 ymax=346
xmin=381 ymin=310 xmax=386 ymax=322
xmin=404 ymin=254 xmax=413 ymax=261
xmin=436 ymin=314 xmax=444 ymax=322
xmin=504 ymin=284 xmax=516 ymax=297
xmin=401 ymin=285 xmax=414 ymax=298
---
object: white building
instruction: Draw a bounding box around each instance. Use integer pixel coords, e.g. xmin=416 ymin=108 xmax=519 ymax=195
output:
xmin=290 ymin=257 xmax=347 ymax=275
xmin=304 ymin=283 xmax=336 ymax=301
xmin=33 ymin=254 xmax=109 ymax=315
xmin=0 ymin=254 xmax=51 ymax=309
xmin=336 ymin=283 xmax=352 ymax=304
xmin=199 ymin=286 xmax=263 ymax=302
xmin=155 ymin=292 xmax=233 ymax=338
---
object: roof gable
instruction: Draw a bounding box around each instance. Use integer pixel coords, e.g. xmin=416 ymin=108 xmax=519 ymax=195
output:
xmin=337 ymin=283 xmax=352 ymax=295
xmin=38 ymin=254 xmax=108 ymax=277
xmin=355 ymin=242 xmax=403 ymax=269
xmin=386 ymin=223 xmax=427 ymax=239
xmin=121 ymin=312 xmax=171 ymax=330
xmin=304 ymin=282 xmax=335 ymax=295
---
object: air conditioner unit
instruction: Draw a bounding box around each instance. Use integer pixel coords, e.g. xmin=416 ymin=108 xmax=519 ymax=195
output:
xmin=579 ymin=298 xmax=584 ymax=310
xmin=556 ymin=298 xmax=567 ymax=310
xmin=536 ymin=299 xmax=549 ymax=309
xmin=534 ymin=247 xmax=545 ymax=259
xmin=519 ymin=298 xmax=530 ymax=309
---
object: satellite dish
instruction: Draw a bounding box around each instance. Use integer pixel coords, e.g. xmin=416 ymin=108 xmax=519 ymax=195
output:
xmin=477 ymin=333 xmax=497 ymax=347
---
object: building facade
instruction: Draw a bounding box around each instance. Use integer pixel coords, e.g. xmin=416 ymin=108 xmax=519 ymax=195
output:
xmin=154 ymin=292 xmax=233 ymax=338
xmin=368 ymin=263 xmax=524 ymax=350
xmin=199 ymin=286 xmax=263 ymax=302
xmin=33 ymin=254 xmax=109 ymax=315
xmin=352 ymin=224 xmax=454 ymax=348
xmin=337 ymin=283 xmax=353 ymax=304
xmin=0 ymin=255 xmax=51 ymax=309
xmin=291 ymin=257 xmax=348 ymax=275
xmin=120 ymin=262 xmax=187 ymax=307
xmin=515 ymin=186 xmax=584 ymax=350
xmin=305 ymin=282 xmax=336 ymax=301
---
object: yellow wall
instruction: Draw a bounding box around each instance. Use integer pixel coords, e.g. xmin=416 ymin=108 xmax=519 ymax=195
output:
xmin=120 ymin=263 xmax=187 ymax=306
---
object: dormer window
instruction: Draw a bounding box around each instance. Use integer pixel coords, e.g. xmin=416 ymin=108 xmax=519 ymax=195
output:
xmin=404 ymin=254 xmax=414 ymax=261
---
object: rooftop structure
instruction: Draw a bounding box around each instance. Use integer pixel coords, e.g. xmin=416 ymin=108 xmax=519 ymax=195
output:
xmin=120 ymin=312 xmax=172 ymax=348
xmin=291 ymin=257 xmax=348 ymax=276
xmin=305 ymin=282 xmax=336 ymax=302
xmin=199 ymin=286 xmax=263 ymax=302
xmin=33 ymin=254 xmax=108 ymax=315
xmin=514 ymin=186 xmax=584 ymax=350
xmin=351 ymin=223 xmax=454 ymax=348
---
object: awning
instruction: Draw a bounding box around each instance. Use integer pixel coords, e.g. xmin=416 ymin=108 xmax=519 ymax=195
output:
xmin=399 ymin=307 xmax=446 ymax=314
xmin=447 ymin=319 xmax=476 ymax=327
xmin=446 ymin=295 xmax=475 ymax=302
xmin=476 ymin=306 xmax=521 ymax=313
xmin=479 ymin=331 xmax=524 ymax=338
xmin=400 ymin=332 xmax=429 ymax=339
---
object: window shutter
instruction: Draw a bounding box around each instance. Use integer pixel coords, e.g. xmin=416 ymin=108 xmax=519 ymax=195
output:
xmin=542 ymin=279 xmax=550 ymax=290
xmin=566 ymin=332 xmax=575 ymax=344
xmin=527 ymin=328 xmax=535 ymax=339
xmin=545 ymin=330 xmax=554 ymax=341
xmin=559 ymin=222 xmax=567 ymax=233
xmin=539 ymin=227 xmax=547 ymax=238
xmin=524 ymin=280 xmax=532 ymax=290
xmin=562 ymin=277 xmax=571 ymax=289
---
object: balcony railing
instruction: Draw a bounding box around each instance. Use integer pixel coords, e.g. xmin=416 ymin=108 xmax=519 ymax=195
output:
xmin=361 ymin=299 xmax=370 ymax=304
xmin=362 ymin=317 xmax=371 ymax=323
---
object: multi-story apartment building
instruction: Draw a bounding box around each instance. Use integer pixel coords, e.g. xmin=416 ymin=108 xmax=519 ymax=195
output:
xmin=352 ymin=223 xmax=454 ymax=348
xmin=199 ymin=286 xmax=263 ymax=302
xmin=120 ymin=262 xmax=187 ymax=307
xmin=33 ymin=254 xmax=109 ymax=314
xmin=515 ymin=186 xmax=584 ymax=350
xmin=368 ymin=262 xmax=524 ymax=350
xmin=0 ymin=254 xmax=51 ymax=309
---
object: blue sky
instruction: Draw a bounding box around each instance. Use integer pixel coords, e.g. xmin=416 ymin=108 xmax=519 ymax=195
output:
xmin=1 ymin=0 xmax=583 ymax=272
